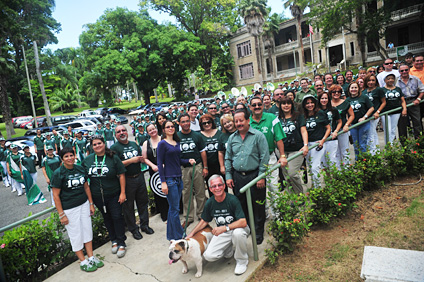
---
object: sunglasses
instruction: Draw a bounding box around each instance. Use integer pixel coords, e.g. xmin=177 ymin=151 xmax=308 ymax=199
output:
xmin=221 ymin=106 xmax=229 ymax=109
xmin=333 ymin=90 xmax=342 ymax=93
xmin=399 ymin=69 xmax=409 ymax=72
xmin=251 ymin=103 xmax=263 ymax=107
xmin=209 ymin=107 xmax=217 ymax=110
xmin=368 ymin=71 xmax=376 ymax=73
xmin=202 ymin=121 xmax=212 ymax=126
xmin=384 ymin=62 xmax=393 ymax=65
xmin=165 ymin=125 xmax=175 ymax=129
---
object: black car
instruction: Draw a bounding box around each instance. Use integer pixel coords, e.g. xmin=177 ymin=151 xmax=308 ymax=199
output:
xmin=95 ymin=107 xmax=109 ymax=116
xmin=51 ymin=115 xmax=77 ymax=126
xmin=107 ymin=107 xmax=127 ymax=115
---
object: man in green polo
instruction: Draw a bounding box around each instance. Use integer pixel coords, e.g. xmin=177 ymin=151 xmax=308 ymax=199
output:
xmin=295 ymin=77 xmax=316 ymax=104
xmin=33 ymin=129 xmax=45 ymax=168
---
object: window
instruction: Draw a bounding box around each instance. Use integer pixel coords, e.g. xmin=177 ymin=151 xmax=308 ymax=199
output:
xmin=318 ymin=50 xmax=322 ymax=63
xmin=350 ymin=42 xmax=355 ymax=56
xmin=236 ymin=41 xmax=252 ymax=58
xmin=239 ymin=63 xmax=254 ymax=79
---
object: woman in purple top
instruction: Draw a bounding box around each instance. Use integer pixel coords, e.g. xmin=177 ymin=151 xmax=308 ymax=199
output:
xmin=157 ymin=120 xmax=195 ymax=240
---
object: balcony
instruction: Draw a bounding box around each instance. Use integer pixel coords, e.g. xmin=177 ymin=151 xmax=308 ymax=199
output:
xmin=265 ymin=38 xmax=311 ymax=56
xmin=366 ymin=41 xmax=424 ymax=62
xmin=391 ymin=4 xmax=423 ymax=22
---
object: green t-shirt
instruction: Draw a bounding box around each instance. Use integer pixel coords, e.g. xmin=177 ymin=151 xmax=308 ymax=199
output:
xmin=264 ymin=104 xmax=280 ymax=117
xmin=0 ymin=146 xmax=6 ymax=162
xmin=201 ymin=130 xmax=222 ymax=167
xmin=44 ymin=139 xmax=56 ymax=150
xmin=50 ymin=165 xmax=88 ymax=210
xmin=323 ymin=108 xmax=341 ymax=133
xmin=41 ymin=155 xmax=62 ymax=180
xmin=250 ymin=112 xmax=286 ymax=153
xmin=34 ymin=136 xmax=45 ymax=150
xmin=335 ymin=100 xmax=351 ymax=126
xmin=383 ymin=87 xmax=404 ymax=113
xmin=60 ymin=138 xmax=74 ymax=149
xmin=280 ymin=114 xmax=306 ymax=152
xmin=177 ymin=130 xmax=206 ymax=165
xmin=201 ymin=193 xmax=245 ymax=227
xmin=305 ymin=110 xmax=330 ymax=142
xmin=111 ymin=141 xmax=142 ymax=176
xmin=104 ymin=128 xmax=115 ymax=141
xmin=346 ymin=94 xmax=373 ymax=124
xmin=20 ymin=154 xmax=37 ymax=173
xmin=95 ymin=128 xmax=104 ymax=137
xmin=7 ymin=152 xmax=22 ymax=167
xmin=218 ymin=132 xmax=233 ymax=152
xmin=135 ymin=132 xmax=149 ymax=146
xmin=82 ymin=154 xmax=126 ymax=197
xmin=52 ymin=134 xmax=62 ymax=147
xmin=363 ymin=87 xmax=385 ymax=115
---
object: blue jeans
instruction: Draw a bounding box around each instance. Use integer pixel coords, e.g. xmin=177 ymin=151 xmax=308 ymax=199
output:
xmin=350 ymin=122 xmax=370 ymax=159
xmin=93 ymin=193 xmax=127 ymax=247
xmin=166 ymin=177 xmax=184 ymax=240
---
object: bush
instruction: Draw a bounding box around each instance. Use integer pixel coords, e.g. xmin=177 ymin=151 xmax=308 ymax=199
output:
xmin=0 ymin=209 xmax=108 ymax=281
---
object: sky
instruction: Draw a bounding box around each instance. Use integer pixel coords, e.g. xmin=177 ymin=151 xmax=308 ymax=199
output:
xmin=46 ymin=0 xmax=291 ymax=50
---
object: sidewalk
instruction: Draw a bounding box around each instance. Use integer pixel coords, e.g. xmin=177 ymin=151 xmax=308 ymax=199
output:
xmin=45 ymin=212 xmax=271 ymax=282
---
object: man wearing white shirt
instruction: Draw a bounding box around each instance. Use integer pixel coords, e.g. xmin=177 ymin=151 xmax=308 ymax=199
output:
xmin=377 ymin=58 xmax=400 ymax=87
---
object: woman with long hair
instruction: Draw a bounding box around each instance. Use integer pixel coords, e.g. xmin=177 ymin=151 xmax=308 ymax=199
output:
xmin=157 ymin=120 xmax=195 ymax=240
xmin=218 ymin=114 xmax=237 ymax=175
xmin=142 ymin=123 xmax=169 ymax=222
xmin=336 ymin=74 xmax=349 ymax=96
xmin=51 ymin=147 xmax=103 ymax=272
xmin=318 ymin=92 xmax=342 ymax=168
xmin=330 ymin=85 xmax=355 ymax=165
xmin=199 ymin=114 xmax=223 ymax=196
xmin=346 ymin=82 xmax=374 ymax=159
xmin=155 ymin=112 xmax=167 ymax=136
xmin=302 ymin=95 xmax=331 ymax=187
xmin=279 ymin=97 xmax=308 ymax=193
xmin=381 ymin=74 xmax=407 ymax=144
xmin=362 ymin=74 xmax=386 ymax=154
xmin=82 ymin=135 xmax=127 ymax=258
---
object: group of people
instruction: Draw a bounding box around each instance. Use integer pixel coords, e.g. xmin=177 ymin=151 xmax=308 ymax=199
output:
xmin=1 ymin=53 xmax=423 ymax=276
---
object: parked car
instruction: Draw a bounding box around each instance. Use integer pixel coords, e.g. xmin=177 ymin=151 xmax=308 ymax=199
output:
xmin=24 ymin=126 xmax=66 ymax=141
xmin=63 ymin=119 xmax=97 ymax=135
xmin=95 ymin=107 xmax=109 ymax=116
xmin=14 ymin=116 xmax=33 ymax=128
xmin=107 ymin=107 xmax=127 ymax=115
xmin=109 ymin=114 xmax=128 ymax=124
xmin=51 ymin=115 xmax=77 ymax=126
xmin=78 ymin=110 xmax=104 ymax=121
xmin=76 ymin=116 xmax=103 ymax=125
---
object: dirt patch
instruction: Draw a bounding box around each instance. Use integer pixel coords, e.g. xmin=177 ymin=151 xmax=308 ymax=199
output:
xmin=249 ymin=175 xmax=424 ymax=282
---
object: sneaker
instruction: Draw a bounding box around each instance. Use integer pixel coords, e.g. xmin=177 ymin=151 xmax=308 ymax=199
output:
xmin=11 ymin=189 xmax=16 ymax=193
xmin=234 ymin=261 xmax=248 ymax=275
xmin=17 ymin=193 xmax=22 ymax=197
xmin=111 ymin=242 xmax=118 ymax=254
xmin=89 ymin=256 xmax=104 ymax=268
xmin=117 ymin=246 xmax=126 ymax=258
xmin=80 ymin=261 xmax=97 ymax=272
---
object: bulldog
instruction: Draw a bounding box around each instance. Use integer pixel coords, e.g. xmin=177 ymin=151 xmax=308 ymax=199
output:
xmin=168 ymin=225 xmax=213 ymax=278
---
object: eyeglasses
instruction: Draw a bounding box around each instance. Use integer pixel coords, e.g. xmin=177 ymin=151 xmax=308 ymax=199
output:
xmin=384 ymin=62 xmax=393 ymax=65
xmin=202 ymin=121 xmax=212 ymax=126
xmin=274 ymin=93 xmax=283 ymax=96
xmin=368 ymin=71 xmax=376 ymax=73
xmin=209 ymin=107 xmax=217 ymax=110
xmin=333 ymin=90 xmax=342 ymax=93
xmin=221 ymin=106 xmax=229 ymax=109
xmin=251 ymin=103 xmax=263 ymax=107
xmin=165 ymin=125 xmax=175 ymax=129
xmin=210 ymin=183 xmax=224 ymax=189
xmin=400 ymin=69 xmax=409 ymax=72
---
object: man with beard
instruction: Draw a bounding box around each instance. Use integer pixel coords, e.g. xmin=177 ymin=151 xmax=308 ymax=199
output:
xmin=267 ymin=88 xmax=284 ymax=117
xmin=111 ymin=125 xmax=154 ymax=240
xmin=225 ymin=109 xmax=270 ymax=245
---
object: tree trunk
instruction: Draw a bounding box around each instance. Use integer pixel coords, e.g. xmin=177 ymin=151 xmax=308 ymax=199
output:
xmin=372 ymin=41 xmax=389 ymax=61
xmin=33 ymin=41 xmax=52 ymax=126
xmin=255 ymin=35 xmax=262 ymax=75
xmin=75 ymin=70 xmax=81 ymax=108
xmin=355 ymin=9 xmax=367 ymax=66
xmin=298 ymin=17 xmax=305 ymax=73
xmin=132 ymin=82 xmax=138 ymax=102
xmin=22 ymin=45 xmax=38 ymax=128
xmin=0 ymin=76 xmax=16 ymax=138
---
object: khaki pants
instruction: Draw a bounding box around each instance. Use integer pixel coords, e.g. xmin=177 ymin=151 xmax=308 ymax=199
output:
xmin=182 ymin=164 xmax=206 ymax=223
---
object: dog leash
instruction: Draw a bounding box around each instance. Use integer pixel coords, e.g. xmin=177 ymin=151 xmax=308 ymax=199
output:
xmin=182 ymin=164 xmax=196 ymax=238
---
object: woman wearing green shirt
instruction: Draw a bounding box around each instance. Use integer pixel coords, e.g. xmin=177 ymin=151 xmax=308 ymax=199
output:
xmin=362 ymin=74 xmax=386 ymax=154
xmin=346 ymin=82 xmax=374 ymax=159
xmin=83 ymin=135 xmax=127 ymax=258
xmin=279 ymin=97 xmax=308 ymax=194
xmin=6 ymin=144 xmax=24 ymax=196
xmin=381 ymin=74 xmax=407 ymax=144
xmin=104 ymin=122 xmax=115 ymax=148
xmin=51 ymin=147 xmax=103 ymax=272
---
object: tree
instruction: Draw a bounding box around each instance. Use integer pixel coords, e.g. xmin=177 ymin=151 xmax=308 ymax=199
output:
xmin=239 ymin=0 xmax=269 ymax=85
xmin=263 ymin=13 xmax=284 ymax=82
xmin=284 ymin=1 xmax=307 ymax=72
xmin=50 ymin=85 xmax=87 ymax=112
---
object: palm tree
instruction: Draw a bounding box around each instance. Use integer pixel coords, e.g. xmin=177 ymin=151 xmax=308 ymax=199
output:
xmin=263 ymin=13 xmax=282 ymax=82
xmin=50 ymin=85 xmax=87 ymax=113
xmin=284 ymin=1 xmax=307 ymax=72
xmin=240 ymin=0 xmax=269 ymax=85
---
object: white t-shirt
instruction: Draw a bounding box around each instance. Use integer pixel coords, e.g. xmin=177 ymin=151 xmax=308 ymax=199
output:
xmin=377 ymin=70 xmax=400 ymax=87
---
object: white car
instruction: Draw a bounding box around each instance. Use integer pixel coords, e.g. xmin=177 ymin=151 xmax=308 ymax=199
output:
xmin=78 ymin=110 xmax=104 ymax=121
xmin=13 ymin=140 xmax=38 ymax=161
xmin=63 ymin=119 xmax=98 ymax=135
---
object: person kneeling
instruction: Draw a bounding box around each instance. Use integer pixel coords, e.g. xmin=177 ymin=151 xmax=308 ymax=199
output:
xmin=186 ymin=174 xmax=250 ymax=275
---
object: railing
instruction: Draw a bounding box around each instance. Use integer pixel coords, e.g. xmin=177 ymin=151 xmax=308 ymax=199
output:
xmin=366 ymin=41 xmax=424 ymax=61
xmin=241 ymin=99 xmax=424 ymax=261
xmin=391 ymin=4 xmax=423 ymax=21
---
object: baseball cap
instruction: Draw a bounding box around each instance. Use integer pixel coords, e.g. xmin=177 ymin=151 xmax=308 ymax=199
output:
xmin=45 ymin=145 xmax=54 ymax=150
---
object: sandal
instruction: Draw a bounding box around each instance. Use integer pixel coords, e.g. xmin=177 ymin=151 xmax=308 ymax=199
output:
xmin=117 ymin=246 xmax=126 ymax=258
xmin=111 ymin=242 xmax=118 ymax=254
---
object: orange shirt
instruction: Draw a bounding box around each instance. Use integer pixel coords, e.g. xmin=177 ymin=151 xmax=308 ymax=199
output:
xmin=410 ymin=67 xmax=424 ymax=84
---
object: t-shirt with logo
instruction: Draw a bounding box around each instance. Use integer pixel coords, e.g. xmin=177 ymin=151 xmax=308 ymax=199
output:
xmin=111 ymin=141 xmax=142 ymax=176
xmin=322 ymin=108 xmax=341 ymax=133
xmin=363 ymin=87 xmax=385 ymax=115
xmin=346 ymin=94 xmax=373 ymax=124
xmin=249 ymin=112 xmax=286 ymax=153
xmin=44 ymin=139 xmax=56 ymax=151
xmin=34 ymin=136 xmax=45 ymax=150
xmin=201 ymin=130 xmax=222 ymax=167
xmin=135 ymin=132 xmax=149 ymax=146
xmin=20 ymin=154 xmax=37 ymax=173
xmin=177 ymin=130 xmax=206 ymax=166
xmin=280 ymin=114 xmax=306 ymax=152
xmin=50 ymin=165 xmax=88 ymax=210
xmin=104 ymin=128 xmax=115 ymax=141
xmin=201 ymin=193 xmax=245 ymax=227
xmin=305 ymin=110 xmax=330 ymax=142
xmin=335 ymin=100 xmax=351 ymax=126
xmin=218 ymin=131 xmax=233 ymax=152
xmin=82 ymin=154 xmax=126 ymax=197
xmin=382 ymin=86 xmax=404 ymax=113
xmin=60 ymin=138 xmax=74 ymax=150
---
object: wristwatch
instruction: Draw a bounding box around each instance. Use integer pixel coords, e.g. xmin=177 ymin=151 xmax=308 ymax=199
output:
xmin=225 ymin=225 xmax=230 ymax=232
